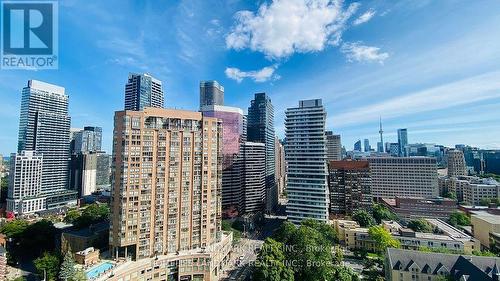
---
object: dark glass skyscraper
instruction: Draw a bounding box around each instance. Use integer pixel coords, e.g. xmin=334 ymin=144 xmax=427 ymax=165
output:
xmin=398 ymin=128 xmax=408 ymax=157
xmin=354 ymin=140 xmax=362 ymax=151
xmin=201 ymin=105 xmax=244 ymax=210
xmin=18 ymin=80 xmax=71 ymax=195
xmin=124 ymin=73 xmax=164 ymax=111
xmin=199 ymin=80 xmax=224 ymax=109
xmin=247 ymin=92 xmax=276 ymax=212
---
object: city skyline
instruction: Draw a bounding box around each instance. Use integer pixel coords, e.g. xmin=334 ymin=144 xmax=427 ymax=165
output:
xmin=1 ymin=0 xmax=500 ymax=156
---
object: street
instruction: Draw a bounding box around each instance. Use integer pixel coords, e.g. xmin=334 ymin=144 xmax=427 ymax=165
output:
xmin=220 ymin=237 xmax=263 ymax=281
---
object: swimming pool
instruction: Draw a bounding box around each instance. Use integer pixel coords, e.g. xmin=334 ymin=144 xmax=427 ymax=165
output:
xmin=86 ymin=262 xmax=114 ymax=279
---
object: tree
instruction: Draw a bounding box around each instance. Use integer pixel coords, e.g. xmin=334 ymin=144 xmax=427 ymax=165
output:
xmin=0 ymin=176 xmax=8 ymax=203
xmin=232 ymin=220 xmax=245 ymax=232
xmin=34 ymin=252 xmax=60 ymax=281
xmin=221 ymin=220 xmax=242 ymax=243
xmin=372 ymin=204 xmax=398 ymax=223
xmin=449 ymin=211 xmax=470 ymax=226
xmin=407 ymin=219 xmax=433 ymax=233
xmin=253 ymin=238 xmax=294 ymax=281
xmin=73 ymin=203 xmax=110 ymax=229
xmin=221 ymin=220 xmax=231 ymax=231
xmin=19 ymin=219 xmax=56 ymax=257
xmin=332 ymin=265 xmax=360 ymax=281
xmin=287 ymin=224 xmax=334 ymax=280
xmin=471 ymin=250 xmax=497 ymax=257
xmin=301 ymin=219 xmax=338 ymax=244
xmin=444 ymin=191 xmax=457 ymax=200
xmin=479 ymin=198 xmax=491 ymax=206
xmin=352 ymin=210 xmax=375 ymax=227
xmin=0 ymin=219 xmax=29 ymax=238
xmin=64 ymin=209 xmax=81 ymax=224
xmin=73 ymin=269 xmax=88 ymax=281
xmin=268 ymin=220 xmax=343 ymax=280
xmin=272 ymin=221 xmax=296 ymax=244
xmin=59 ymin=251 xmax=77 ymax=281
xmin=368 ymin=226 xmax=400 ymax=253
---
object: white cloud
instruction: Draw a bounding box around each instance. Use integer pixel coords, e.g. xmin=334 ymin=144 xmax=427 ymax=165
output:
xmin=226 ymin=0 xmax=360 ymax=59
xmin=225 ymin=65 xmax=280 ymax=83
xmin=332 ymin=71 xmax=500 ymax=127
xmin=340 ymin=42 xmax=389 ymax=63
xmin=353 ymin=9 xmax=376 ymax=25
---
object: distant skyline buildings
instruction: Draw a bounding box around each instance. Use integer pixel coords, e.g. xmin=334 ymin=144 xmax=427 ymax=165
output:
xmin=447 ymin=149 xmax=467 ymax=177
xmin=398 ymin=128 xmax=409 ymax=157
xmin=378 ymin=117 xmax=384 ymax=152
xmin=199 ymin=80 xmax=224 ymax=109
xmin=124 ymin=73 xmax=164 ymax=111
xmin=364 ymin=139 xmax=371 ymax=152
xmin=1 ymin=2 xmax=500 ymax=157
xmin=354 ymin=140 xmax=362 ymax=152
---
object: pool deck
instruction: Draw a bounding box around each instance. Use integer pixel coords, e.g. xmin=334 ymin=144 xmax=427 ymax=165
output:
xmin=86 ymin=261 xmax=117 ymax=280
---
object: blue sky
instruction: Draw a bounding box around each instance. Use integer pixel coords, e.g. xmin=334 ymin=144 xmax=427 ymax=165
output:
xmin=1 ymin=0 xmax=500 ymax=155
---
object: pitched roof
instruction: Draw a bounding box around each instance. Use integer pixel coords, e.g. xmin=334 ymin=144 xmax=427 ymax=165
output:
xmin=386 ymin=248 xmax=500 ymax=280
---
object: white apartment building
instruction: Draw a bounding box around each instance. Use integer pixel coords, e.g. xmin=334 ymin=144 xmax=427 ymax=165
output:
xmin=7 ymin=151 xmax=46 ymax=214
xmin=285 ymin=99 xmax=329 ymax=223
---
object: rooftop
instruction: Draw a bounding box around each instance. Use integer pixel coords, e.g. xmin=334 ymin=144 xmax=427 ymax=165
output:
xmin=63 ymin=221 xmax=109 ymax=237
xmin=386 ymin=248 xmax=500 ymax=281
xmin=471 ymin=211 xmax=500 ymax=225
xmin=426 ymin=218 xmax=471 ymax=239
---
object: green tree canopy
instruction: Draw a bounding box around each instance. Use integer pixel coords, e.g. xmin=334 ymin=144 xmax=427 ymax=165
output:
xmin=0 ymin=219 xmax=29 ymax=239
xmin=301 ymin=219 xmax=338 ymax=244
xmin=253 ymin=238 xmax=294 ymax=281
xmin=34 ymin=252 xmax=60 ymax=281
xmin=288 ymin=224 xmax=335 ymax=280
xmin=407 ymin=219 xmax=433 ymax=233
xmin=64 ymin=209 xmax=80 ymax=224
xmin=352 ymin=210 xmax=375 ymax=227
xmin=72 ymin=203 xmax=110 ymax=229
xmin=59 ymin=251 xmax=77 ymax=281
xmin=20 ymin=219 xmax=56 ymax=257
xmin=444 ymin=191 xmax=457 ymax=200
xmin=262 ymin=219 xmax=344 ymax=281
xmin=272 ymin=221 xmax=297 ymax=245
xmin=231 ymin=220 xmax=245 ymax=232
xmin=0 ymin=176 xmax=8 ymax=204
xmin=449 ymin=211 xmax=470 ymax=226
xmin=72 ymin=269 xmax=88 ymax=281
xmin=221 ymin=220 xmax=231 ymax=231
xmin=332 ymin=265 xmax=360 ymax=281
xmin=368 ymin=226 xmax=400 ymax=253
xmin=1 ymin=219 xmax=57 ymax=260
xmin=372 ymin=204 xmax=398 ymax=223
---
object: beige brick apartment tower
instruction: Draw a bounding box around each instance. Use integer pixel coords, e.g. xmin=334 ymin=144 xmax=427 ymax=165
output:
xmin=110 ymin=107 xmax=222 ymax=260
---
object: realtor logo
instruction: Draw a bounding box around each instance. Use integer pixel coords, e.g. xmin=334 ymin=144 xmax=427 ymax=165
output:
xmin=1 ymin=1 xmax=58 ymax=69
